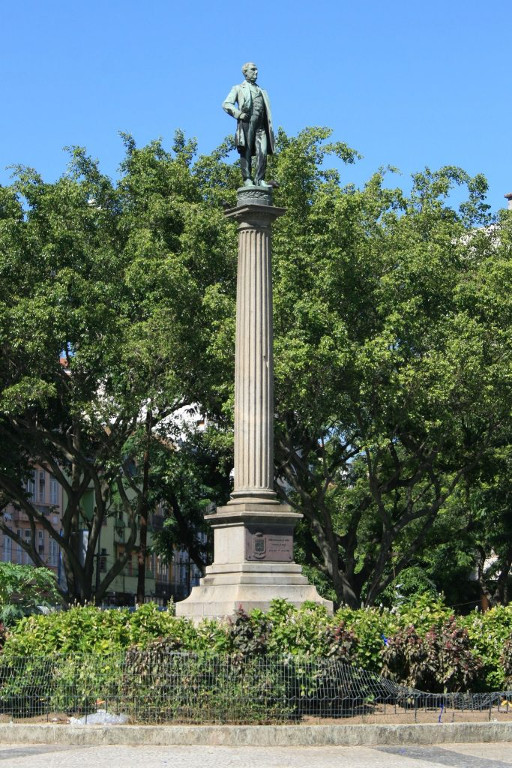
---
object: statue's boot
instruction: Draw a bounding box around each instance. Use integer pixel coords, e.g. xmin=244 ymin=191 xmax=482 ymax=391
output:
xmin=243 ymin=178 xmax=255 ymax=187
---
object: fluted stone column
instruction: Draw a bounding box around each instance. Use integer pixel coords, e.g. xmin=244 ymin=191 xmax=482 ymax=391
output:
xmin=176 ymin=188 xmax=332 ymax=621
xmin=231 ymin=204 xmax=281 ymax=502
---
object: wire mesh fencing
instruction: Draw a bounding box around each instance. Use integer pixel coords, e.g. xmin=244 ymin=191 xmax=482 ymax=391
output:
xmin=0 ymin=653 xmax=511 ymax=724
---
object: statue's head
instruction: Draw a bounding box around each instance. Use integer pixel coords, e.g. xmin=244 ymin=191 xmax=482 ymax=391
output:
xmin=242 ymin=62 xmax=258 ymax=83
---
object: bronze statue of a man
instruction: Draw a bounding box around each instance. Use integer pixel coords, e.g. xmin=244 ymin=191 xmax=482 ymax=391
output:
xmin=223 ymin=63 xmax=275 ymax=188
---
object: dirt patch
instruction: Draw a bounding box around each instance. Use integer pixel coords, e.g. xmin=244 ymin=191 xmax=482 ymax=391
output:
xmin=301 ymin=708 xmax=512 ymax=725
xmin=4 ymin=707 xmax=512 ymax=726
xmin=1 ymin=713 xmax=71 ymax=724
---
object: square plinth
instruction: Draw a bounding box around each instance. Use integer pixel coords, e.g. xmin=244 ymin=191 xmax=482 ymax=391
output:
xmin=175 ymin=499 xmax=333 ymax=622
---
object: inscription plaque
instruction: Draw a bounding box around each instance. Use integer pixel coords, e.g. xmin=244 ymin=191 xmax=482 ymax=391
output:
xmin=245 ymin=525 xmax=294 ymax=562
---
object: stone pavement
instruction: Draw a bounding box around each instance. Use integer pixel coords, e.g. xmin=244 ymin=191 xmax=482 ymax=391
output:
xmin=3 ymin=743 xmax=512 ymax=767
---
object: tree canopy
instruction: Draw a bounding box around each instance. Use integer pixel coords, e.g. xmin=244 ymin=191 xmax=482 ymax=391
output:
xmin=0 ymin=133 xmax=235 ymax=602
xmin=1 ymin=126 xmax=511 ymax=609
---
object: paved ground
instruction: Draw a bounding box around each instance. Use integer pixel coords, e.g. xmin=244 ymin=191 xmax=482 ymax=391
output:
xmin=3 ymin=743 xmax=512 ymax=767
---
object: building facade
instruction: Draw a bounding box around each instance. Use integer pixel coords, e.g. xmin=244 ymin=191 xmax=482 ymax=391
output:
xmin=0 ymin=469 xmax=201 ymax=605
xmin=1 ymin=468 xmax=63 ymax=580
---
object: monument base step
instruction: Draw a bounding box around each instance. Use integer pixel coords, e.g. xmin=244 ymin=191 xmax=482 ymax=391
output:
xmin=175 ymin=566 xmax=333 ymax=622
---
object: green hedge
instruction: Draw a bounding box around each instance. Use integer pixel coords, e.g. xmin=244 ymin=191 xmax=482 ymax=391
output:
xmin=3 ymin=596 xmax=512 ymax=692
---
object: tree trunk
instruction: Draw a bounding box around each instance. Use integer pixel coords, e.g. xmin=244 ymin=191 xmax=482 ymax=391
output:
xmin=136 ymin=411 xmax=152 ymax=604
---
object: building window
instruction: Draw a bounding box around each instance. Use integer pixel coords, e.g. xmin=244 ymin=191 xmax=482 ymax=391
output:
xmin=3 ymin=536 xmax=12 ymax=563
xmin=38 ymin=471 xmax=46 ymax=503
xmin=156 ymin=556 xmax=168 ymax=579
xmin=24 ymin=529 xmax=31 ymax=564
xmin=50 ymin=477 xmax=59 ymax=506
xmin=15 ymin=529 xmax=22 ymax=564
xmin=26 ymin=471 xmax=36 ymax=501
xmin=49 ymin=539 xmax=59 ymax=567
xmin=18 ymin=530 xmax=31 ymax=565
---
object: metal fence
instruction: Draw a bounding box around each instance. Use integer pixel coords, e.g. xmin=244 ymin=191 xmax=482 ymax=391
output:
xmin=0 ymin=653 xmax=511 ymax=724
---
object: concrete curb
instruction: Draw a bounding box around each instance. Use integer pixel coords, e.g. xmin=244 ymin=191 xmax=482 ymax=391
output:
xmin=0 ymin=722 xmax=512 ymax=747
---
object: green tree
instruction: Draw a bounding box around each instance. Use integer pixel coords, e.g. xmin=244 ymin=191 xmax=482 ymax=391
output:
xmin=0 ymin=134 xmax=234 ymax=603
xmin=207 ymin=127 xmax=512 ymax=608
xmin=150 ymin=423 xmax=233 ymax=578
xmin=440 ymin=440 xmax=512 ymax=610
xmin=268 ymin=129 xmax=511 ymax=607
xmin=2 ymin=125 xmax=511 ymax=613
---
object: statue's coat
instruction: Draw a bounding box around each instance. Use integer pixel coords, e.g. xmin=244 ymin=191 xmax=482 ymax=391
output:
xmin=223 ymin=81 xmax=275 ymax=155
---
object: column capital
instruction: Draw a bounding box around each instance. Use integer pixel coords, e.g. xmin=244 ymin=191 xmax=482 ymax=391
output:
xmin=224 ymin=203 xmax=286 ymax=226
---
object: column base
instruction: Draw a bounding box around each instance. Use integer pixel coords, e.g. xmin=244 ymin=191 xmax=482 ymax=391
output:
xmin=175 ymin=571 xmax=332 ymax=622
xmin=234 ymin=185 xmax=273 ymax=207
xmin=175 ymin=499 xmax=333 ymax=622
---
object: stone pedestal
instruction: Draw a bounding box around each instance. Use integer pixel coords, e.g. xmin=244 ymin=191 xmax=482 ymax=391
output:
xmin=176 ymin=187 xmax=332 ymax=621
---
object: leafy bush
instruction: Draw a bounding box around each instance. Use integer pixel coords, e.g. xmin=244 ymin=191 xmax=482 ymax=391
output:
xmin=49 ymin=653 xmax=123 ymax=714
xmin=122 ymin=646 xmax=292 ymax=723
xmin=0 ymin=652 xmax=123 ymax=718
xmin=265 ymin=600 xmax=335 ymax=657
xmin=381 ymin=624 xmax=427 ymax=689
xmin=2 ymin=602 xmax=195 ymax=657
xmin=396 ymin=593 xmax=454 ymax=635
xmin=461 ymin=605 xmax=512 ymax=690
xmin=500 ymin=636 xmax=512 ymax=689
xmin=334 ymin=605 xmax=397 ymax=673
xmin=4 ymin=596 xmax=512 ymax=694
xmin=226 ymin=608 xmax=271 ymax=660
xmin=324 ymin=621 xmax=359 ymax=662
xmin=0 ymin=655 xmax=52 ymax=717
xmin=0 ymin=563 xmax=62 ymax=625
xmin=381 ymin=618 xmax=482 ymax=692
xmin=3 ymin=604 xmax=129 ymax=656
xmin=124 ymin=602 xmax=195 ymax=647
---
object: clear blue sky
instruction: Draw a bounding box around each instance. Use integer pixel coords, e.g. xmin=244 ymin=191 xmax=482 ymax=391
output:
xmin=1 ymin=0 xmax=510 ymax=211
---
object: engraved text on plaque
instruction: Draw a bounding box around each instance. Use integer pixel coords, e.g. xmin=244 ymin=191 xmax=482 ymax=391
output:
xmin=245 ymin=525 xmax=294 ymax=562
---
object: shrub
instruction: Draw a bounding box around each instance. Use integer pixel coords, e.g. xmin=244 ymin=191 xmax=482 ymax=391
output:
xmin=122 ymin=646 xmax=292 ymax=723
xmin=1 ymin=602 xmax=195 ymax=657
xmin=500 ymin=636 xmax=512 ymax=689
xmin=396 ymin=593 xmax=454 ymax=635
xmin=431 ymin=619 xmax=483 ymax=692
xmin=226 ymin=608 xmax=271 ymax=660
xmin=2 ymin=604 xmax=130 ymax=656
xmin=381 ymin=618 xmax=482 ymax=692
xmin=3 ymin=596 xmax=512 ymax=695
xmin=462 ymin=605 xmax=512 ymax=690
xmin=124 ymin=602 xmax=194 ymax=647
xmin=324 ymin=621 xmax=359 ymax=662
xmin=334 ymin=606 xmax=396 ymax=673
xmin=265 ymin=600 xmax=344 ymax=657
xmin=0 ymin=563 xmax=62 ymax=625
xmin=381 ymin=624 xmax=428 ymax=689
xmin=193 ymin=618 xmax=231 ymax=655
